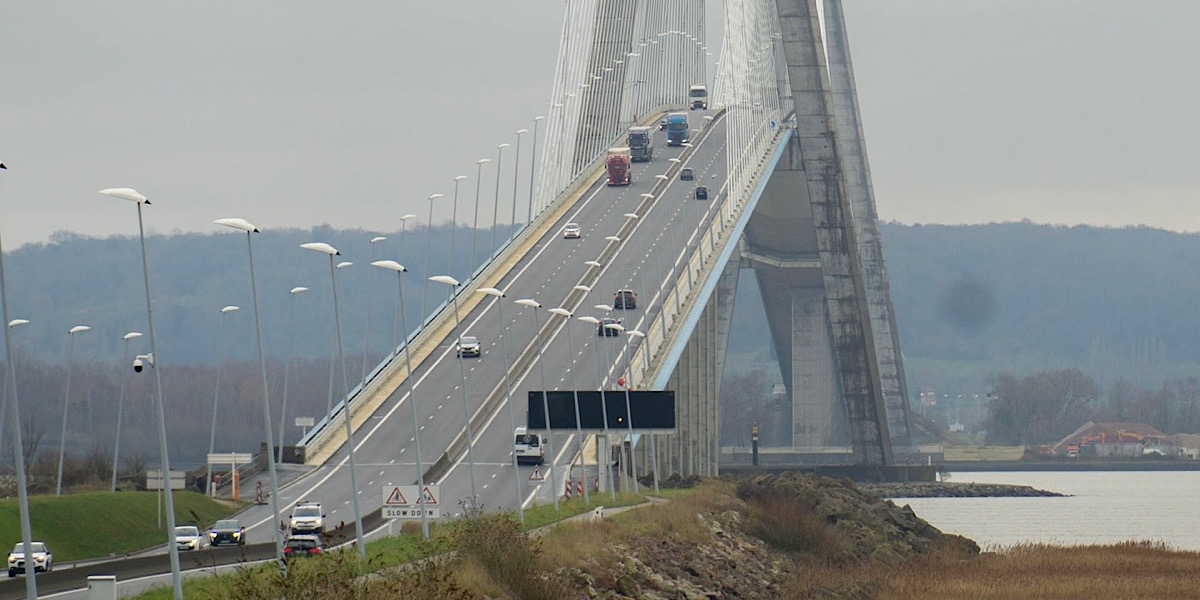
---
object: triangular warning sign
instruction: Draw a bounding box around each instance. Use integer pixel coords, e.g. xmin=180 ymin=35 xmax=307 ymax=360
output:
xmin=422 ymin=486 xmax=439 ymax=506
xmin=529 ymin=466 xmax=545 ymax=481
xmin=385 ymin=487 xmax=409 ymax=505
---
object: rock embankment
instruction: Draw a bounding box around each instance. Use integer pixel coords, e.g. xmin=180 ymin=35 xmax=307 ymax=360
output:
xmin=566 ymin=473 xmax=979 ymax=599
xmin=857 ymin=481 xmax=1065 ymax=498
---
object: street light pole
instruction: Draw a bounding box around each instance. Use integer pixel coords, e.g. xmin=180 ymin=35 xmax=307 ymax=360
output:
xmin=362 ymin=235 xmax=387 ymax=386
xmin=112 ymin=331 xmax=142 ymax=491
xmin=528 ymin=116 xmax=545 ymax=223
xmin=300 ymin=242 xmax=366 ymax=558
xmin=215 ymin=217 xmax=286 ymax=569
xmin=477 ymin=287 xmax=524 ymax=521
xmin=0 ymin=319 xmax=29 ymax=484
xmin=207 ymin=305 xmax=239 ymax=496
xmin=99 ymin=187 xmax=183 ymax=599
xmin=490 ymin=144 xmax=510 ymax=258
xmin=515 ymin=298 xmax=558 ymax=511
xmin=510 ymin=130 xmax=526 ymax=240
xmin=577 ymin=311 xmax=616 ymax=499
xmin=606 ymin=322 xmax=640 ymax=494
xmin=594 ymin=304 xmax=628 ymax=492
xmin=471 ymin=160 xmax=489 ymax=271
xmin=627 ymin=329 xmax=659 ymax=492
xmin=430 ymin=275 xmax=478 ymax=510
xmin=547 ymin=307 xmax=588 ymax=505
xmin=420 ymin=194 xmax=443 ymax=326
xmin=371 ymin=260 xmax=430 ymax=540
xmin=448 ymin=176 xmax=468 ymax=282
xmin=56 ymin=324 xmax=90 ymax=496
xmin=397 ymin=215 xmax=416 ymax=343
xmin=3 ymin=162 xmax=40 ymax=600
xmin=278 ymin=287 xmax=308 ymax=463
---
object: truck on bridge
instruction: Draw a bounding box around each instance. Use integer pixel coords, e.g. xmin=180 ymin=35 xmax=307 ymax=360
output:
xmin=666 ymin=112 xmax=689 ymax=146
xmin=627 ymin=126 xmax=653 ymax=162
xmin=606 ymin=147 xmax=631 ymax=185
xmin=688 ymin=84 xmax=708 ymax=110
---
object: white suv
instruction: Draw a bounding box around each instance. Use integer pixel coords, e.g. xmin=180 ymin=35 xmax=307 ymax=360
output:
xmin=289 ymin=502 xmax=325 ymax=535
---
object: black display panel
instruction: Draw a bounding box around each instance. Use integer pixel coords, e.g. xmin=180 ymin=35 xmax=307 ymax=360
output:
xmin=527 ymin=390 xmax=675 ymax=432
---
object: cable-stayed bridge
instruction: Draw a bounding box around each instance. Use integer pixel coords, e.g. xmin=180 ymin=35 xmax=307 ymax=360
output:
xmin=245 ymin=0 xmax=913 ymax=533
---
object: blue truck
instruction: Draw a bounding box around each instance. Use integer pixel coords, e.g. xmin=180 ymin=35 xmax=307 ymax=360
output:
xmin=666 ymin=112 xmax=689 ymax=146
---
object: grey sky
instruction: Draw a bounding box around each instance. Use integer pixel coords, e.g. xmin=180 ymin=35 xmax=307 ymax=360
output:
xmin=3 ymin=2 xmax=1198 ymax=249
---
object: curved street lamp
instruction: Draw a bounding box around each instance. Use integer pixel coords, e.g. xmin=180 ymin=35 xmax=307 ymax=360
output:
xmin=99 ymin=187 xmax=182 ymax=599
xmin=626 ymin=329 xmax=658 ymax=492
xmin=421 ymin=194 xmax=444 ymax=323
xmin=430 ymin=274 xmax=479 ymax=510
xmin=577 ymin=314 xmax=615 ymax=498
xmin=278 ymin=287 xmax=308 ymax=463
xmin=207 ymin=305 xmax=239 ymax=495
xmin=490 ymin=144 xmax=510 ymax=258
xmin=362 ymin=235 xmax=387 ymax=386
xmin=0 ymin=318 xmax=30 ymax=494
xmin=510 ymin=131 xmax=526 ymax=239
xmin=528 ymin=116 xmax=546 ymax=223
xmin=515 ymin=298 xmax=558 ymax=510
xmin=477 ymin=286 xmax=524 ymax=521
xmin=111 ymin=331 xmax=142 ymax=492
xmin=300 ymin=241 xmax=365 ymax=558
xmin=448 ymin=176 xmax=469 ymax=281
xmin=471 ymin=159 xmax=490 ymax=270
xmin=215 ymin=216 xmax=286 ymax=569
xmin=547 ymin=307 xmax=589 ymax=505
xmin=56 ymin=325 xmax=91 ymax=496
xmin=371 ymin=260 xmax=430 ymax=540
xmin=605 ymin=321 xmax=639 ymax=493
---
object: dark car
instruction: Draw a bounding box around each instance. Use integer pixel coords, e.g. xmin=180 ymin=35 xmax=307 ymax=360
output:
xmin=283 ymin=535 xmax=324 ymax=560
xmin=597 ymin=317 xmax=622 ymax=337
xmin=680 ymin=168 xmax=694 ymax=181
xmin=694 ymin=186 xmax=709 ymax=200
xmin=208 ymin=519 xmax=246 ymax=547
xmin=614 ymin=289 xmax=637 ymax=309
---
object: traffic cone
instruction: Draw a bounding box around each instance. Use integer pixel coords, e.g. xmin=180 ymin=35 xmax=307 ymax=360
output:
xmin=576 ymin=480 xmax=584 ymax=497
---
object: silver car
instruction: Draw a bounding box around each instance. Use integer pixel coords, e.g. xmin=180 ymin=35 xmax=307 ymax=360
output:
xmin=456 ymin=335 xmax=481 ymax=357
xmin=563 ymin=223 xmax=582 ymax=239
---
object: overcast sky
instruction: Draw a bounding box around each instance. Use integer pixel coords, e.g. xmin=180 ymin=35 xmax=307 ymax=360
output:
xmin=3 ymin=1 xmax=1198 ymax=249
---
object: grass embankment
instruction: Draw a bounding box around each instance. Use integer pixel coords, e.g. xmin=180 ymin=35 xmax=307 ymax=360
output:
xmin=130 ymin=492 xmax=647 ymax=600
xmin=0 ymin=491 xmax=244 ymax=561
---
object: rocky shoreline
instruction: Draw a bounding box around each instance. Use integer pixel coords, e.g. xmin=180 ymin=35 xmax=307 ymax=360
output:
xmin=857 ymin=481 xmax=1066 ymax=498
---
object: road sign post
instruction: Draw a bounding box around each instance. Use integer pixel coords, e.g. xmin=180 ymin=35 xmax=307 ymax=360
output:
xmin=295 ymin=416 xmax=314 ymax=438
xmin=381 ymin=485 xmax=440 ymax=520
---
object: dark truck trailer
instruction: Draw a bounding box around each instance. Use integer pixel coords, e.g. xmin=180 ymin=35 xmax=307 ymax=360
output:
xmin=628 ymin=126 xmax=653 ymax=162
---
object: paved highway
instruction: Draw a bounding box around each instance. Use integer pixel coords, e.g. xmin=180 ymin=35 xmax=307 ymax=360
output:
xmin=210 ymin=111 xmax=729 ymax=548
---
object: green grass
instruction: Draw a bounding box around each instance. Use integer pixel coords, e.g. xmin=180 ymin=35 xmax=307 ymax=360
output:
xmin=127 ymin=493 xmax=653 ymax=599
xmin=0 ymin=491 xmax=246 ymax=561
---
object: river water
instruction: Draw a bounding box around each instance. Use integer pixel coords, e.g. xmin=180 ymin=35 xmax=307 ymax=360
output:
xmin=894 ymin=471 xmax=1200 ymax=551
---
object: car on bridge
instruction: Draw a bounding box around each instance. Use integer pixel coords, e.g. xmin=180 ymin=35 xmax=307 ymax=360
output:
xmin=613 ymin=289 xmax=637 ymax=309
xmin=289 ymin=501 xmax=325 ymax=535
xmin=598 ymin=317 xmax=622 ymax=336
xmin=283 ymin=535 xmax=324 ymax=560
xmin=680 ymin=168 xmax=694 ymax=181
xmin=209 ymin=519 xmax=246 ymax=547
xmin=174 ymin=525 xmax=204 ymax=552
xmin=7 ymin=542 xmax=51 ymax=577
xmin=456 ymin=335 xmax=482 ymax=358
xmin=694 ymin=186 xmax=709 ymax=200
xmin=563 ymin=223 xmax=581 ymax=239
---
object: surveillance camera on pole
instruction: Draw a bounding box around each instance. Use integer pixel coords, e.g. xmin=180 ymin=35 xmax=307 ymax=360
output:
xmin=133 ymin=353 xmax=154 ymax=372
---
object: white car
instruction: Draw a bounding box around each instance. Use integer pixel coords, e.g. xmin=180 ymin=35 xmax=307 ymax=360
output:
xmin=289 ymin=502 xmax=325 ymax=535
xmin=456 ymin=335 xmax=481 ymax=357
xmin=563 ymin=223 xmax=582 ymax=239
xmin=7 ymin=542 xmax=52 ymax=577
xmin=175 ymin=526 xmax=204 ymax=552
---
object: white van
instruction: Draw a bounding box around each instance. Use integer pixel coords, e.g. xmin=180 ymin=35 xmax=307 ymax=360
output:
xmin=514 ymin=427 xmax=546 ymax=465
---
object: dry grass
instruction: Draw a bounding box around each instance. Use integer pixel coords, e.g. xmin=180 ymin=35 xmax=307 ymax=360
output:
xmin=745 ymin=495 xmax=845 ymax=561
xmin=782 ymin=542 xmax=1200 ymax=600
